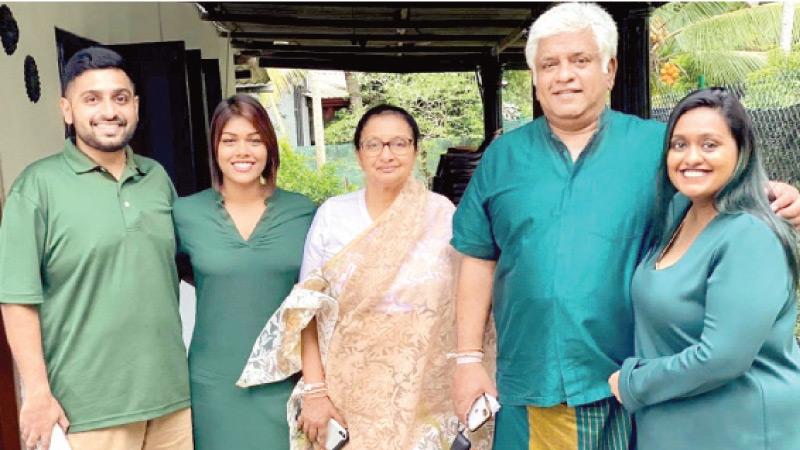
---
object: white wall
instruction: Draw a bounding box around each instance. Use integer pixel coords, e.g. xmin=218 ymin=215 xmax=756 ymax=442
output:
xmin=0 ymin=2 xmax=235 ymax=193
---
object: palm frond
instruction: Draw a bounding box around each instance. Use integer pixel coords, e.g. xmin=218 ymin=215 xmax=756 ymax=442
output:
xmin=265 ymin=68 xmax=306 ymax=96
xmin=681 ymin=50 xmax=768 ymax=85
xmin=653 ymin=2 xmax=748 ymax=32
xmin=671 ymin=3 xmax=793 ymax=52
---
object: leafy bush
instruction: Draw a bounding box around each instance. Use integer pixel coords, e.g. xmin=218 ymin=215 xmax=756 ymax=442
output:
xmin=276 ymin=139 xmax=356 ymax=205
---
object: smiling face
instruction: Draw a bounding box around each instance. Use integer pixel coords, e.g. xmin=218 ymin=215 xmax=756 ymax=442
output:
xmin=216 ymin=115 xmax=268 ymax=188
xmin=59 ymin=68 xmax=139 ymax=153
xmin=357 ymin=112 xmax=417 ymax=190
xmin=667 ymin=107 xmax=739 ymax=205
xmin=533 ymin=29 xmax=616 ymax=130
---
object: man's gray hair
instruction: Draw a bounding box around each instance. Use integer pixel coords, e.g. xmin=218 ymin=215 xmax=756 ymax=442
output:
xmin=525 ymin=2 xmax=618 ymax=85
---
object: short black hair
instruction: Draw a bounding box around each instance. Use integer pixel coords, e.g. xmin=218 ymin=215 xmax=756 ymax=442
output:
xmin=353 ymin=104 xmax=420 ymax=150
xmin=62 ymin=46 xmax=132 ymax=94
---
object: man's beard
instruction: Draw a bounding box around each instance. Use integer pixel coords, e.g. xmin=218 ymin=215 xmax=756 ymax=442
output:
xmin=74 ymin=120 xmax=137 ymax=153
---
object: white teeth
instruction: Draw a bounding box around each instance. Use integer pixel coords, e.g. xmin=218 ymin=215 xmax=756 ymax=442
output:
xmin=682 ymin=170 xmax=708 ymax=178
xmin=233 ymin=162 xmax=253 ymax=169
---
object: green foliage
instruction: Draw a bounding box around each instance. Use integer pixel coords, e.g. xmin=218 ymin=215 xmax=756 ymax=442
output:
xmin=276 ymin=139 xmax=355 ymax=205
xmin=650 ymin=2 xmax=799 ymax=93
xmin=743 ymin=50 xmax=800 ymax=109
xmin=339 ymin=72 xmax=485 ymax=144
xmin=322 ymin=72 xmax=485 ymax=184
xmin=503 ymin=70 xmax=534 ymax=121
xmin=324 ymin=108 xmax=359 ymax=147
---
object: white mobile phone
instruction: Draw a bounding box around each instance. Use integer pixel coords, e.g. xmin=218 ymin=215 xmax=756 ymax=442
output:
xmin=466 ymin=394 xmax=501 ymax=432
xmin=326 ymin=418 xmax=349 ymax=450
xmin=38 ymin=424 xmax=72 ymax=450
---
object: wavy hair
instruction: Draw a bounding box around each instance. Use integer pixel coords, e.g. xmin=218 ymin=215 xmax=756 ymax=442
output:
xmin=649 ymin=87 xmax=799 ymax=284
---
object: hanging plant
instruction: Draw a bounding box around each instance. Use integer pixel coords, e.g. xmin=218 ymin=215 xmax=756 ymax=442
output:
xmin=25 ymin=55 xmax=41 ymax=103
xmin=0 ymin=4 xmax=19 ymax=55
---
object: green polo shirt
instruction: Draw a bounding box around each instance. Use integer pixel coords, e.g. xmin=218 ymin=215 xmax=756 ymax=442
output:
xmin=452 ymin=109 xmax=666 ymax=407
xmin=0 ymin=139 xmax=190 ymax=432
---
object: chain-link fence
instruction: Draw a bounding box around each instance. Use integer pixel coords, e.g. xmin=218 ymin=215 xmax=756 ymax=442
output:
xmin=651 ymin=74 xmax=800 ymax=185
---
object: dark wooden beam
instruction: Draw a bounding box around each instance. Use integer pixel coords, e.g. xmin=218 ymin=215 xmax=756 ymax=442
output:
xmin=479 ymin=54 xmax=503 ymax=143
xmin=259 ymin=55 xmax=483 ymax=73
xmin=494 ymin=9 xmax=536 ymax=53
xmin=227 ymin=32 xmax=509 ymax=42
xmin=234 ymin=41 xmax=525 ymax=55
xmin=609 ymin=3 xmax=653 ymax=118
xmin=204 ymin=13 xmax=527 ymax=29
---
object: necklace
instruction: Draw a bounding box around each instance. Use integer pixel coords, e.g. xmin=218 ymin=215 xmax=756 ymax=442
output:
xmin=655 ymin=219 xmax=685 ymax=270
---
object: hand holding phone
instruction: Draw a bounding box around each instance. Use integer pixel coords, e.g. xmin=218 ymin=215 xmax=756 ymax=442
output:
xmin=466 ymin=393 xmax=500 ymax=432
xmin=325 ymin=418 xmax=348 ymax=450
xmin=37 ymin=424 xmax=72 ymax=450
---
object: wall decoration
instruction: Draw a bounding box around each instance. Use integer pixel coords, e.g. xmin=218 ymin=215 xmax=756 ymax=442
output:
xmin=0 ymin=4 xmax=19 ymax=55
xmin=24 ymin=55 xmax=40 ymax=103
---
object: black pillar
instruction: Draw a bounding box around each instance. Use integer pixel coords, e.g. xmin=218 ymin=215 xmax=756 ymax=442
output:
xmin=608 ymin=3 xmax=652 ymax=119
xmin=480 ymin=54 xmax=503 ymax=144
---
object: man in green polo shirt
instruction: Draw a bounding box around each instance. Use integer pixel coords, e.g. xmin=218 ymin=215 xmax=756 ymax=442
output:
xmin=0 ymin=47 xmax=191 ymax=450
xmin=450 ymin=3 xmax=800 ymax=450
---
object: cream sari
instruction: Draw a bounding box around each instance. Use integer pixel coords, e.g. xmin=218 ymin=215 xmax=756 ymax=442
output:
xmin=238 ymin=178 xmax=493 ymax=450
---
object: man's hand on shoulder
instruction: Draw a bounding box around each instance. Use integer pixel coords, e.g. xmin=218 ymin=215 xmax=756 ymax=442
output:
xmin=20 ymin=389 xmax=69 ymax=450
xmin=767 ymin=181 xmax=800 ymax=229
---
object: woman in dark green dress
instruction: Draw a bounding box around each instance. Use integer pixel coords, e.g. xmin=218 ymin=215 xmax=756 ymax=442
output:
xmin=609 ymin=88 xmax=800 ymax=450
xmin=173 ymin=94 xmax=315 ymax=450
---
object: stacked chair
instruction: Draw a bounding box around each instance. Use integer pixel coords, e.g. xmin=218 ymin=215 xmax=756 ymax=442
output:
xmin=432 ymin=146 xmax=484 ymax=206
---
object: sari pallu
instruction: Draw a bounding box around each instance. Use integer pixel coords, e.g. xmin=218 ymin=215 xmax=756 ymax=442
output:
xmin=238 ymin=178 xmax=493 ymax=450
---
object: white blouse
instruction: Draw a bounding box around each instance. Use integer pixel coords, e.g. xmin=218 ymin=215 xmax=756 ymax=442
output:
xmin=299 ymin=189 xmax=372 ymax=280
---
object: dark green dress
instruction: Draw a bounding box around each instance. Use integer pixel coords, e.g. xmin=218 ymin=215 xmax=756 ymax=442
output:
xmin=173 ymin=188 xmax=315 ymax=450
xmin=619 ymin=208 xmax=800 ymax=450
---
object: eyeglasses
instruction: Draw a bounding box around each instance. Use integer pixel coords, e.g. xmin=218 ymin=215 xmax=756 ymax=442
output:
xmin=359 ymin=137 xmax=414 ymax=156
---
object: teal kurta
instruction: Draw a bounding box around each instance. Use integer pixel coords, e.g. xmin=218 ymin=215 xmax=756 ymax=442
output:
xmin=619 ymin=206 xmax=800 ymax=450
xmin=452 ymin=109 xmax=665 ymax=407
xmin=173 ymin=188 xmax=315 ymax=450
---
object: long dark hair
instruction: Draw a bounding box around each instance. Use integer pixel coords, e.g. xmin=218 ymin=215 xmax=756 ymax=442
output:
xmin=649 ymin=87 xmax=799 ymax=284
xmin=208 ymin=94 xmax=280 ymax=189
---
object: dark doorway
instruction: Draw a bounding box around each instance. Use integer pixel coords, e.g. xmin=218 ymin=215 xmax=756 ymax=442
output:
xmin=108 ymin=41 xmax=197 ymax=195
xmin=0 ymin=317 xmax=19 ymax=450
xmin=55 ymin=29 xmax=222 ymax=196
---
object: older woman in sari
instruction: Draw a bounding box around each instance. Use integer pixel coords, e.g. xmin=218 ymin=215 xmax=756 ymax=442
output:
xmin=237 ymin=104 xmax=493 ymax=449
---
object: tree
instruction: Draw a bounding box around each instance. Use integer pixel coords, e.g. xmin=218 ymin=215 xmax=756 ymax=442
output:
xmin=651 ymin=2 xmax=800 ymax=94
xmin=344 ymin=72 xmax=363 ymax=111
xmin=323 ymin=72 xmax=485 ymax=181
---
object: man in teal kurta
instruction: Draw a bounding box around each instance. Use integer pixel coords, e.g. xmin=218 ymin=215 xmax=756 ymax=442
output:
xmin=449 ymin=3 xmax=800 ymax=450
xmin=0 ymin=47 xmax=190 ymax=450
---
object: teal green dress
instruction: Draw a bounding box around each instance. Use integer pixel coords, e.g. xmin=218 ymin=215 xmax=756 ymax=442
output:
xmin=619 ymin=206 xmax=800 ymax=450
xmin=173 ymin=188 xmax=315 ymax=450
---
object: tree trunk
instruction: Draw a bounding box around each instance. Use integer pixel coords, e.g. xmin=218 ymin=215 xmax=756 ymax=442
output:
xmin=344 ymin=72 xmax=363 ymax=111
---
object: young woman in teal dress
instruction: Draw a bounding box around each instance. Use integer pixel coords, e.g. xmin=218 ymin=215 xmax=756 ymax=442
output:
xmin=608 ymin=88 xmax=800 ymax=450
xmin=173 ymin=94 xmax=315 ymax=450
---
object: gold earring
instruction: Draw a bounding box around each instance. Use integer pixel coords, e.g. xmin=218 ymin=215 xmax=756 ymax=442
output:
xmin=259 ymin=175 xmax=267 ymax=186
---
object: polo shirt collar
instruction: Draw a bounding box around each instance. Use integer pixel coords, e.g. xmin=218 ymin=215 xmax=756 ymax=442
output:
xmin=62 ymin=138 xmax=147 ymax=176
